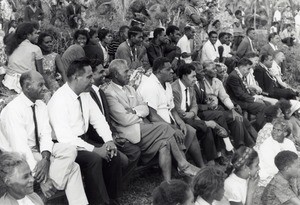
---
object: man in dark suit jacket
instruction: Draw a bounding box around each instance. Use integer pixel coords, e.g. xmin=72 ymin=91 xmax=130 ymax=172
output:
xmin=66 ymin=0 xmax=81 ymax=29
xmin=88 ymin=64 xmax=141 ymax=180
xmin=254 ymin=54 xmax=297 ymax=100
xmin=226 ymin=58 xmax=266 ymax=129
xmin=236 ymin=28 xmax=257 ymax=58
xmin=260 ymin=33 xmax=281 ymax=56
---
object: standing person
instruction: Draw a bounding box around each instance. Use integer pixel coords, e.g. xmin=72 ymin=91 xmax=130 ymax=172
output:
xmin=177 ymin=26 xmax=198 ymax=63
xmin=98 ymin=28 xmax=113 ymax=68
xmin=3 ymin=22 xmax=43 ymax=93
xmin=66 ymin=0 xmax=81 ymax=29
xmin=48 ymin=58 xmax=122 ymax=205
xmin=0 ymin=70 xmax=88 ymax=204
xmin=0 ymin=152 xmax=44 ymax=205
xmin=24 ymin=0 xmax=44 ymax=23
xmin=61 ymin=29 xmax=87 ymax=72
xmin=37 ymin=32 xmax=67 ymax=91
xmin=107 ymin=25 xmax=129 ymax=61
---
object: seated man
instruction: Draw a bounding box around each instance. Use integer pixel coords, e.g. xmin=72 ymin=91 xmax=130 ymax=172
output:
xmin=226 ymin=58 xmax=267 ymax=129
xmin=201 ymin=31 xmax=221 ymax=62
xmin=137 ymin=57 xmax=205 ymax=168
xmin=257 ymin=118 xmax=297 ymax=187
xmin=104 ymin=59 xmax=200 ymax=180
xmin=88 ymin=64 xmax=141 ymax=180
xmin=254 ymin=54 xmax=298 ymax=100
xmin=236 ymin=27 xmax=257 ymax=58
xmin=0 ymin=71 xmax=88 ymax=204
xmin=269 ymin=51 xmax=298 ymax=95
xmin=172 ymin=63 xmax=232 ymax=165
xmin=199 ymin=61 xmax=257 ymax=148
xmin=48 ymin=58 xmax=122 ymax=205
xmin=262 ymin=150 xmax=300 ymax=205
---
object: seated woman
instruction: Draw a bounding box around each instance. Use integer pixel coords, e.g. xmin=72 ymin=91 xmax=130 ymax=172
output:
xmin=262 ymin=150 xmax=300 ymax=205
xmin=0 ymin=151 xmax=44 ymax=205
xmin=221 ymin=146 xmax=260 ymax=205
xmin=193 ymin=166 xmax=226 ymax=205
xmin=257 ymin=118 xmax=297 ymax=188
xmin=37 ymin=32 xmax=67 ymax=92
xmin=254 ymin=104 xmax=284 ymax=151
xmin=152 ymin=179 xmax=194 ymax=205
xmin=3 ymin=22 xmax=43 ymax=93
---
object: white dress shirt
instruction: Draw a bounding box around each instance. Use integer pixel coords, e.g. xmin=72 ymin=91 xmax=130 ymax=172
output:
xmin=48 ymin=83 xmax=112 ymax=152
xmin=273 ymin=10 xmax=281 ymax=22
xmin=177 ymin=35 xmax=192 ymax=63
xmin=178 ymin=79 xmax=190 ymax=111
xmin=201 ymin=40 xmax=221 ymax=62
xmin=223 ymin=44 xmax=232 ymax=57
xmin=257 ymin=136 xmax=297 ymax=187
xmin=0 ymin=93 xmax=54 ymax=170
xmin=137 ymin=74 xmax=175 ymax=123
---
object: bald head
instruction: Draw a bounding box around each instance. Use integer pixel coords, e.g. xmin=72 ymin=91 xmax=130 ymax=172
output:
xmin=20 ymin=70 xmax=47 ymax=102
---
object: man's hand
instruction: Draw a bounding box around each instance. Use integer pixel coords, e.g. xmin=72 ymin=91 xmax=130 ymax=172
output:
xmin=232 ymin=109 xmax=243 ymax=122
xmin=205 ymin=120 xmax=217 ymax=128
xmin=174 ymin=129 xmax=185 ymax=145
xmin=105 ymin=141 xmax=118 ymax=159
xmin=234 ymin=104 xmax=242 ymax=114
xmin=125 ymin=107 xmax=136 ymax=114
xmin=182 ymin=112 xmax=194 ymax=119
xmin=94 ymin=146 xmax=110 ymax=162
xmin=33 ymin=158 xmax=50 ymax=183
xmin=40 ymin=178 xmax=57 ymax=198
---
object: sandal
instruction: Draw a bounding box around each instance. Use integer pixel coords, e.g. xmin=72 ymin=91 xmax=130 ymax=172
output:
xmin=177 ymin=163 xmax=200 ymax=177
xmin=214 ymin=124 xmax=228 ymax=138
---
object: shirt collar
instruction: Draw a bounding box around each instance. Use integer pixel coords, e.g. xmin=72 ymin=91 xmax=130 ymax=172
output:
xmin=269 ymin=42 xmax=276 ymax=50
xmin=19 ymin=92 xmax=35 ymax=107
xmin=195 ymin=197 xmax=211 ymax=205
xmin=259 ymin=62 xmax=269 ymax=71
xmin=92 ymin=84 xmax=99 ymax=91
xmin=111 ymin=81 xmax=124 ymax=91
xmin=65 ymin=83 xmax=80 ymax=101
xmin=179 ymin=79 xmax=187 ymax=91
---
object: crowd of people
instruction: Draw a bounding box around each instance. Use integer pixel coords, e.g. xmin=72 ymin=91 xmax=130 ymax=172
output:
xmin=1 ymin=0 xmax=300 ymax=205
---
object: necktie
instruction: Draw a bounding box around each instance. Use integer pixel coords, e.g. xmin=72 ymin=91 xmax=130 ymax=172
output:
xmin=78 ymin=96 xmax=85 ymax=129
xmin=31 ymin=104 xmax=40 ymax=152
xmin=185 ymin=88 xmax=189 ymax=111
xmin=98 ymin=89 xmax=104 ymax=114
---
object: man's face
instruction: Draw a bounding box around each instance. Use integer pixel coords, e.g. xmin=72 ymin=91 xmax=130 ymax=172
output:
xmin=249 ymin=57 xmax=259 ymax=67
xmin=239 ymin=65 xmax=252 ymax=77
xmin=158 ymin=31 xmax=168 ymax=44
xmin=28 ymin=28 xmax=39 ymax=44
xmin=76 ymin=34 xmax=87 ymax=47
xmin=182 ymin=70 xmax=197 ymax=87
xmin=77 ymin=66 xmax=94 ymax=93
xmin=116 ymin=65 xmax=131 ymax=86
xmin=170 ymin=30 xmax=181 ymax=43
xmin=204 ymin=64 xmax=217 ymax=78
xmin=271 ymin=34 xmax=281 ymax=45
xmin=132 ymin=32 xmax=143 ymax=46
xmin=287 ymin=158 xmax=300 ymax=178
xmin=6 ymin=163 xmax=34 ymax=197
xmin=26 ymin=73 xmax=47 ymax=101
xmin=248 ymin=30 xmax=256 ymax=40
xmin=264 ymin=55 xmax=273 ymax=68
xmin=186 ymin=29 xmax=195 ymax=39
xmin=220 ymin=34 xmax=229 ymax=45
xmin=209 ymin=33 xmax=218 ymax=45
xmin=216 ymin=66 xmax=227 ymax=81
xmin=275 ymin=52 xmax=285 ymax=63
xmin=92 ymin=64 xmax=106 ymax=86
xmin=160 ymin=62 xmax=174 ymax=83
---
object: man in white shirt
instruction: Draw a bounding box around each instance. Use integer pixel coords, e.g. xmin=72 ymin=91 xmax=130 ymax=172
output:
xmin=0 ymin=70 xmax=88 ymax=205
xmin=257 ymin=118 xmax=297 ymax=187
xmin=201 ymin=31 xmax=221 ymax=62
xmin=273 ymin=8 xmax=282 ymax=23
xmin=138 ymin=57 xmax=205 ymax=168
xmin=177 ymin=26 xmax=198 ymax=63
xmin=48 ymin=58 xmax=122 ymax=205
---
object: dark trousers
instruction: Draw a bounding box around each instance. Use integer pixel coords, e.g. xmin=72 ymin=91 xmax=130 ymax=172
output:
xmin=76 ymin=150 xmax=122 ymax=205
xmin=185 ymin=118 xmax=218 ymax=161
xmin=270 ymin=87 xmax=297 ymax=100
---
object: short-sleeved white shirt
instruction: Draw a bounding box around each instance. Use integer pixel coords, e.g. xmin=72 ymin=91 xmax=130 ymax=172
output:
xmin=137 ymin=74 xmax=174 ymax=123
xmin=224 ymin=173 xmax=248 ymax=204
xmin=8 ymin=39 xmax=43 ymax=74
xmin=177 ymin=35 xmax=192 ymax=63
